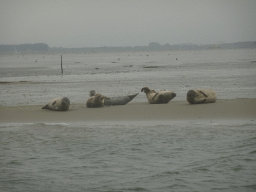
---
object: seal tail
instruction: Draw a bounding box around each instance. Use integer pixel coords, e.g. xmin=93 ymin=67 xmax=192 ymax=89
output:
xmin=128 ymin=93 xmax=139 ymax=101
xmin=42 ymin=104 xmax=49 ymax=109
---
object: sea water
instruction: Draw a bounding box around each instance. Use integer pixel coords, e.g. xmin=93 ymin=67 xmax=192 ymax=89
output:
xmin=0 ymin=49 xmax=256 ymax=191
xmin=0 ymin=121 xmax=256 ymax=191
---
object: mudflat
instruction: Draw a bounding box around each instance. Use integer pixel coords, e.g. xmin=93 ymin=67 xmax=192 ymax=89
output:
xmin=0 ymin=98 xmax=255 ymax=123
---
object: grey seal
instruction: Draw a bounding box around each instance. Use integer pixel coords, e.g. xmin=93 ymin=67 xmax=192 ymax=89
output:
xmin=42 ymin=97 xmax=70 ymax=111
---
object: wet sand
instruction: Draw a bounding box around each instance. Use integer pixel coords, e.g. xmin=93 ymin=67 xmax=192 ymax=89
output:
xmin=1 ymin=50 xmax=256 ymax=107
xmin=0 ymin=99 xmax=255 ymax=123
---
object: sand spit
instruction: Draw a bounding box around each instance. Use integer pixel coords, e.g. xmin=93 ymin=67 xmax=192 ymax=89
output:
xmin=0 ymin=99 xmax=255 ymax=123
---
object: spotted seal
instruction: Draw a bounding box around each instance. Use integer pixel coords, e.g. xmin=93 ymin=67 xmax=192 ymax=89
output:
xmin=187 ymin=89 xmax=217 ymax=104
xmin=42 ymin=97 xmax=70 ymax=111
xmin=141 ymin=87 xmax=176 ymax=104
xmin=89 ymin=90 xmax=139 ymax=105
xmin=86 ymin=93 xmax=106 ymax=108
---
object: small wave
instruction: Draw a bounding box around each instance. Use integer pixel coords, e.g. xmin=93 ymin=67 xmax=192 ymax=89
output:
xmin=163 ymin=171 xmax=180 ymax=175
xmin=248 ymin=150 xmax=256 ymax=154
xmin=7 ymin=160 xmax=23 ymax=165
xmin=145 ymin=170 xmax=181 ymax=181
xmin=200 ymin=122 xmax=256 ymax=128
xmin=125 ymin=187 xmax=150 ymax=191
xmin=33 ymin=122 xmax=71 ymax=128
xmin=244 ymin=158 xmax=255 ymax=162
xmin=80 ymin=120 xmax=189 ymax=128
xmin=0 ymin=122 xmax=34 ymax=128
xmin=0 ymin=122 xmax=71 ymax=129
xmin=41 ymin=123 xmax=70 ymax=126
xmin=164 ymin=183 xmax=189 ymax=190
xmin=243 ymin=185 xmax=256 ymax=190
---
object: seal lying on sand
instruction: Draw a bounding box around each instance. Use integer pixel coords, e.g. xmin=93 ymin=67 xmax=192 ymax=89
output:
xmin=89 ymin=90 xmax=139 ymax=105
xmin=141 ymin=87 xmax=176 ymax=104
xmin=187 ymin=89 xmax=217 ymax=104
xmin=42 ymin=97 xmax=70 ymax=111
xmin=86 ymin=94 xmax=106 ymax=108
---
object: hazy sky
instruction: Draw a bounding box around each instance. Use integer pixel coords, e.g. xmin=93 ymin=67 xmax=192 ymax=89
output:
xmin=1 ymin=0 xmax=256 ymax=48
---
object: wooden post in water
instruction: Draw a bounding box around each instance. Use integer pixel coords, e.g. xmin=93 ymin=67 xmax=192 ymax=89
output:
xmin=61 ymin=55 xmax=63 ymax=74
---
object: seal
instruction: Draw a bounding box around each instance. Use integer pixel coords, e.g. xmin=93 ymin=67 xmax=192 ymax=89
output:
xmin=86 ymin=93 xmax=106 ymax=108
xmin=187 ymin=89 xmax=217 ymax=104
xmin=89 ymin=90 xmax=139 ymax=105
xmin=89 ymin=90 xmax=96 ymax=97
xmin=141 ymin=87 xmax=176 ymax=104
xmin=42 ymin=97 xmax=70 ymax=111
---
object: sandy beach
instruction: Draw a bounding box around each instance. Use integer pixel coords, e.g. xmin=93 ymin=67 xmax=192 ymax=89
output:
xmin=1 ymin=98 xmax=255 ymax=123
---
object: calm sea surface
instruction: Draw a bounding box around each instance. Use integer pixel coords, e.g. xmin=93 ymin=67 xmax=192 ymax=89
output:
xmin=0 ymin=121 xmax=256 ymax=192
xmin=0 ymin=49 xmax=256 ymax=191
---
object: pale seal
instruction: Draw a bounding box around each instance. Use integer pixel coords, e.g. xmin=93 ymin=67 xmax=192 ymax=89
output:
xmin=187 ymin=89 xmax=217 ymax=104
xmin=141 ymin=87 xmax=176 ymax=104
xmin=89 ymin=90 xmax=139 ymax=105
xmin=42 ymin=97 xmax=70 ymax=111
xmin=86 ymin=93 xmax=106 ymax=108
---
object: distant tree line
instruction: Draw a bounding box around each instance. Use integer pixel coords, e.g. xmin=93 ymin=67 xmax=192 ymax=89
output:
xmin=49 ymin=41 xmax=256 ymax=54
xmin=1 ymin=41 xmax=255 ymax=54
xmin=0 ymin=43 xmax=49 ymax=54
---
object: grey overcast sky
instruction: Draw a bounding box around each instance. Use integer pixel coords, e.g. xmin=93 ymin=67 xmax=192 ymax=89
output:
xmin=0 ymin=0 xmax=255 ymax=48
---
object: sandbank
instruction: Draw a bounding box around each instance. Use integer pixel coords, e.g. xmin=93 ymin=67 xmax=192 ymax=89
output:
xmin=0 ymin=99 xmax=255 ymax=123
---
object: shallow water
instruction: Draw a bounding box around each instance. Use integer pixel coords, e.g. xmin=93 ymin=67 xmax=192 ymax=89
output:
xmin=0 ymin=120 xmax=256 ymax=192
xmin=0 ymin=49 xmax=256 ymax=106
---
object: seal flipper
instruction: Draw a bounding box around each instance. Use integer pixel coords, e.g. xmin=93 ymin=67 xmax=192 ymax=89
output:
xmin=199 ymin=91 xmax=208 ymax=97
xmin=42 ymin=104 xmax=49 ymax=109
xmin=52 ymin=101 xmax=56 ymax=105
xmin=199 ymin=99 xmax=207 ymax=104
xmin=128 ymin=93 xmax=139 ymax=101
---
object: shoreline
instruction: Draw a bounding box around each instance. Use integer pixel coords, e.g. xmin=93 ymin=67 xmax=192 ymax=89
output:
xmin=0 ymin=98 xmax=255 ymax=123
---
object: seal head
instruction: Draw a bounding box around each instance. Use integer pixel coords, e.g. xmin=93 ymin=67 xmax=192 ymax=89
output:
xmin=90 ymin=90 xmax=96 ymax=97
xmin=86 ymin=94 xmax=106 ymax=108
